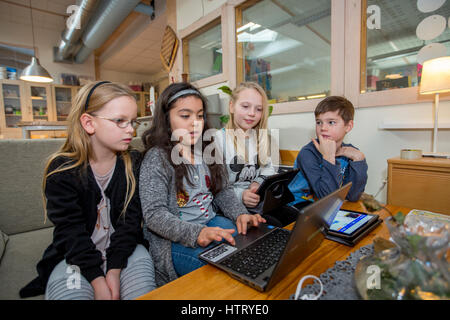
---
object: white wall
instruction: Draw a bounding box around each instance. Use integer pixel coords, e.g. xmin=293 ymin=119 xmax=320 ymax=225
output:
xmin=100 ymin=69 xmax=153 ymax=84
xmin=198 ymin=81 xmax=230 ymax=114
xmin=177 ymin=0 xmax=227 ymax=31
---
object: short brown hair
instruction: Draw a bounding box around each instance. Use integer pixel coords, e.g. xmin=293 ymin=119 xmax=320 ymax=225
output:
xmin=314 ymin=96 xmax=354 ymax=124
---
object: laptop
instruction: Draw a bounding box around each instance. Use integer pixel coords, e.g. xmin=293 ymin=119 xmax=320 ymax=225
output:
xmin=199 ymin=182 xmax=352 ymax=292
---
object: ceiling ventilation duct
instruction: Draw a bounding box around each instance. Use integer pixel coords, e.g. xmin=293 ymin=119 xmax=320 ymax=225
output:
xmin=55 ymin=0 xmax=99 ymax=62
xmin=55 ymin=0 xmax=154 ymax=64
xmin=75 ymin=0 xmax=141 ymax=64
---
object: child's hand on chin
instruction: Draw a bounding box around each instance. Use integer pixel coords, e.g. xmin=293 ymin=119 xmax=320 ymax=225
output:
xmin=312 ymin=136 xmax=336 ymax=164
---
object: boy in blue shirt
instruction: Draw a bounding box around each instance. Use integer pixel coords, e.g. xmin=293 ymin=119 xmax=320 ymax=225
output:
xmin=288 ymin=96 xmax=368 ymax=208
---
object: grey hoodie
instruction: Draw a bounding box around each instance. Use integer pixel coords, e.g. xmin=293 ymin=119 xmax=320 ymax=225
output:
xmin=139 ymin=147 xmax=248 ymax=286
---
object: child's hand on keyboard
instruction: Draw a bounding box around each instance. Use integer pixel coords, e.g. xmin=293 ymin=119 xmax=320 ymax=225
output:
xmin=197 ymin=227 xmax=236 ymax=247
xmin=236 ymin=214 xmax=266 ymax=235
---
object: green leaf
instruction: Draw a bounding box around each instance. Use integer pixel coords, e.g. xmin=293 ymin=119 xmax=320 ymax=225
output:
xmin=406 ymin=234 xmax=424 ymax=256
xmin=219 ymin=115 xmax=230 ymax=124
xmin=393 ymin=211 xmax=405 ymax=225
xmin=218 ymin=85 xmax=232 ymax=96
xmin=268 ymin=105 xmax=273 ymax=116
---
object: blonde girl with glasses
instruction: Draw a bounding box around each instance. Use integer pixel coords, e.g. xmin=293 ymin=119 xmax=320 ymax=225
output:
xmin=20 ymin=81 xmax=156 ymax=300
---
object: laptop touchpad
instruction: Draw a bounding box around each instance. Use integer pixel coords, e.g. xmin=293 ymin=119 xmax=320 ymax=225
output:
xmin=234 ymin=224 xmax=276 ymax=248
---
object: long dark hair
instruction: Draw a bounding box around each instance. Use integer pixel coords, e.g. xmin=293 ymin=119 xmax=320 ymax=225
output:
xmin=142 ymin=82 xmax=225 ymax=195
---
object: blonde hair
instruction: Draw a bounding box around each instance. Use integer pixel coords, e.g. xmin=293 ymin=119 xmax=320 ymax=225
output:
xmin=42 ymin=81 xmax=137 ymax=219
xmin=226 ymin=82 xmax=271 ymax=165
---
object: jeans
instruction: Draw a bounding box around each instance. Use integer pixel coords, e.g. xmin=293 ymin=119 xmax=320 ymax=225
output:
xmin=171 ymin=215 xmax=237 ymax=277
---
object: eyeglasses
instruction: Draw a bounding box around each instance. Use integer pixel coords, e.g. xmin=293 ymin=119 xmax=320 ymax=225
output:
xmin=92 ymin=115 xmax=141 ymax=129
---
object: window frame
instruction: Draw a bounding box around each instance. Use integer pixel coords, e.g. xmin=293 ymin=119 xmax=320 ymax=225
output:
xmin=232 ymin=0 xmax=345 ymax=114
xmin=178 ymin=0 xmax=449 ymax=114
xmin=347 ymin=0 xmax=450 ymax=109
xmin=180 ymin=6 xmax=229 ymax=88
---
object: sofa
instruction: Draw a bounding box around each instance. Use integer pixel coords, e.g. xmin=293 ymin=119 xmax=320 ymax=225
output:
xmin=0 ymin=138 xmax=145 ymax=300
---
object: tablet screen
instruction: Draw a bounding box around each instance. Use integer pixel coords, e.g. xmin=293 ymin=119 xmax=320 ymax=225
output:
xmin=329 ymin=210 xmax=373 ymax=235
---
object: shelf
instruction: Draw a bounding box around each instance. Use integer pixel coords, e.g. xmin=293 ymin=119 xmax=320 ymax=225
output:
xmin=379 ymin=121 xmax=450 ymax=130
xmin=137 ymin=115 xmax=153 ymax=121
xmin=1 ymin=80 xmax=80 ymax=138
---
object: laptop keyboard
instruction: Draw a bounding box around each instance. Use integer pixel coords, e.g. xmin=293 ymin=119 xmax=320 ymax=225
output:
xmin=219 ymin=228 xmax=290 ymax=279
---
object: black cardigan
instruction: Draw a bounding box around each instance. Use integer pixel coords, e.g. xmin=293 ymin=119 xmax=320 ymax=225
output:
xmin=20 ymin=150 xmax=147 ymax=298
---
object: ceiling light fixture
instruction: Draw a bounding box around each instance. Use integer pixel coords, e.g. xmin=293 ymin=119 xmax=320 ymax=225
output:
xmin=385 ymin=73 xmax=403 ymax=79
xmin=20 ymin=0 xmax=53 ymax=83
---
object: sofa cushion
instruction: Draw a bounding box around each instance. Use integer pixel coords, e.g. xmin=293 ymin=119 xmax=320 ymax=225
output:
xmin=0 ymin=227 xmax=53 ymax=300
xmin=130 ymin=137 xmax=144 ymax=152
xmin=0 ymin=138 xmax=143 ymax=235
xmin=0 ymin=229 xmax=8 ymax=262
xmin=0 ymin=139 xmax=64 ymax=235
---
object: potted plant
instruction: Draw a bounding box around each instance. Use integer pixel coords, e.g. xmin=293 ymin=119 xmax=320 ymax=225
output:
xmin=355 ymin=209 xmax=449 ymax=300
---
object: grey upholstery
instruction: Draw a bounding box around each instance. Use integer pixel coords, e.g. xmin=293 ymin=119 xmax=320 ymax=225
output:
xmin=0 ymin=137 xmax=144 ymax=300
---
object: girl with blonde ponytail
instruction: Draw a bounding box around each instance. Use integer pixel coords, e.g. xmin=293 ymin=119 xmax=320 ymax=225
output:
xmin=20 ymin=81 xmax=156 ymax=300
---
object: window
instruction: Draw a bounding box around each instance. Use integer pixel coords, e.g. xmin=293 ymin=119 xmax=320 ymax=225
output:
xmin=235 ymin=0 xmax=332 ymax=103
xmin=183 ymin=19 xmax=223 ymax=83
xmin=177 ymin=0 xmax=447 ymax=113
xmin=362 ymin=0 xmax=450 ymax=93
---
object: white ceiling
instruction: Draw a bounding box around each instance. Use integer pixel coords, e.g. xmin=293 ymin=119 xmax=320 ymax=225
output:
xmin=99 ymin=12 xmax=167 ymax=75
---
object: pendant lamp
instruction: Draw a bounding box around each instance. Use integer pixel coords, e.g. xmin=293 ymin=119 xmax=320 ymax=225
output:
xmin=20 ymin=0 xmax=53 ymax=83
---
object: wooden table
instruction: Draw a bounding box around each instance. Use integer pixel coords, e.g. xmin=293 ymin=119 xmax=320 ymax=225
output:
xmin=138 ymin=202 xmax=409 ymax=300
